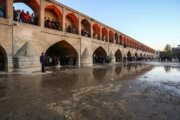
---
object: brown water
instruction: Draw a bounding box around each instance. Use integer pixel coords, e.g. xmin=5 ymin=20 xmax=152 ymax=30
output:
xmin=0 ymin=62 xmax=180 ymax=120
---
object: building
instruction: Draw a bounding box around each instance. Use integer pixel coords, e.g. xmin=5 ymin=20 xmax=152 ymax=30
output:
xmin=0 ymin=0 xmax=156 ymax=72
xmin=172 ymin=45 xmax=180 ymax=51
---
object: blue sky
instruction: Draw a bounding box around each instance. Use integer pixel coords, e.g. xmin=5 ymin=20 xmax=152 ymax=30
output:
xmin=14 ymin=0 xmax=180 ymax=51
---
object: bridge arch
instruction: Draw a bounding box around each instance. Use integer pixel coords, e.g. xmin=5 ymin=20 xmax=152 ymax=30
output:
xmin=115 ymin=49 xmax=122 ymax=62
xmin=102 ymin=27 xmax=108 ymax=42
xmin=45 ymin=40 xmax=78 ymax=66
xmin=0 ymin=45 xmax=7 ymax=71
xmin=127 ymin=38 xmax=129 ymax=47
xmin=127 ymin=51 xmax=132 ymax=61
xmin=14 ymin=0 xmax=40 ymax=24
xmin=81 ymin=19 xmax=91 ymax=37
xmin=93 ymin=46 xmax=107 ymax=64
xmin=93 ymin=24 xmax=100 ymax=40
xmin=135 ymin=52 xmax=138 ymax=57
xmin=109 ymin=30 xmax=114 ymax=43
xmin=123 ymin=36 xmax=127 ymax=48
xmin=115 ymin=33 xmax=118 ymax=44
xmin=44 ymin=5 xmax=62 ymax=30
xmin=66 ymin=13 xmax=79 ymax=34
xmin=119 ymin=35 xmax=123 ymax=45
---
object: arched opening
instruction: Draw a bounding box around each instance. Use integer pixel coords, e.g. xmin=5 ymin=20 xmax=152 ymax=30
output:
xmin=45 ymin=41 xmax=78 ymax=66
xmin=127 ymin=51 xmax=132 ymax=61
xmin=65 ymin=13 xmax=79 ymax=34
xmin=81 ymin=19 xmax=90 ymax=37
xmin=131 ymin=41 xmax=134 ymax=48
xmin=102 ymin=27 xmax=108 ymax=42
xmin=13 ymin=0 xmax=40 ymax=25
xmin=140 ymin=53 xmax=142 ymax=57
xmin=119 ymin=35 xmax=123 ymax=45
xmin=44 ymin=5 xmax=62 ymax=31
xmin=129 ymin=40 xmax=132 ymax=48
xmin=135 ymin=52 xmax=138 ymax=61
xmin=93 ymin=24 xmax=100 ymax=40
xmin=115 ymin=33 xmax=118 ymax=44
xmin=127 ymin=38 xmax=129 ymax=47
xmin=93 ymin=47 xmax=107 ymax=64
xmin=0 ymin=45 xmax=7 ymax=71
xmin=135 ymin=52 xmax=138 ymax=57
xmin=123 ymin=36 xmax=127 ymax=48
xmin=0 ymin=0 xmax=6 ymax=18
xmin=115 ymin=49 xmax=122 ymax=62
xmin=109 ymin=30 xmax=114 ymax=43
xmin=139 ymin=53 xmax=143 ymax=61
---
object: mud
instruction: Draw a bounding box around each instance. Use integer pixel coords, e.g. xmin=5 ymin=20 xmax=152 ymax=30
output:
xmin=0 ymin=62 xmax=180 ymax=120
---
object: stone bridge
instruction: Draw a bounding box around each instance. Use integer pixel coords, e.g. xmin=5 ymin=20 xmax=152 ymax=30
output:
xmin=0 ymin=0 xmax=156 ymax=71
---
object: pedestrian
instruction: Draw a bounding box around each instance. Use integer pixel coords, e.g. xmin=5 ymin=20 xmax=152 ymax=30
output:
xmin=13 ymin=7 xmax=18 ymax=21
xmin=49 ymin=57 xmax=52 ymax=66
xmin=30 ymin=13 xmax=35 ymax=24
xmin=25 ymin=11 xmax=30 ymax=23
xmin=0 ymin=6 xmax=4 ymax=18
xmin=40 ymin=52 xmax=46 ymax=72
xmin=20 ymin=10 xmax=26 ymax=22
xmin=17 ymin=10 xmax=21 ymax=21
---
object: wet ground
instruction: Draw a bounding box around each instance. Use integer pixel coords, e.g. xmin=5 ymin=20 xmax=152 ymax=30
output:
xmin=0 ymin=62 xmax=180 ymax=120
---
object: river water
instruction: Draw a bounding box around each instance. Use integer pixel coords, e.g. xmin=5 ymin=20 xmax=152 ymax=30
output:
xmin=0 ymin=62 xmax=180 ymax=120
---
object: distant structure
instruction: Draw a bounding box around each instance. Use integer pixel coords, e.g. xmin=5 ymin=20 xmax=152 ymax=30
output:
xmin=0 ymin=0 xmax=156 ymax=72
xmin=172 ymin=45 xmax=180 ymax=52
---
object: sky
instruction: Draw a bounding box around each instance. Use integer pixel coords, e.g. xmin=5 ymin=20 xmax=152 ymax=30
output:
xmin=14 ymin=0 xmax=180 ymax=51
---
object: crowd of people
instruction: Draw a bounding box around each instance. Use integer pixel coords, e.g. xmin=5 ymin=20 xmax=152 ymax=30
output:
xmin=93 ymin=55 xmax=155 ymax=64
xmin=65 ymin=23 xmax=78 ymax=34
xmin=44 ymin=17 xmax=61 ymax=30
xmin=158 ymin=56 xmax=180 ymax=62
xmin=81 ymin=29 xmax=90 ymax=37
xmin=93 ymin=56 xmax=111 ymax=64
xmin=40 ymin=53 xmax=77 ymax=72
xmin=42 ymin=55 xmax=77 ymax=67
xmin=13 ymin=7 xmax=38 ymax=25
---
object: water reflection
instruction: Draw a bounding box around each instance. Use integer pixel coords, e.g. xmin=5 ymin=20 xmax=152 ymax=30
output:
xmin=164 ymin=66 xmax=171 ymax=72
xmin=93 ymin=67 xmax=107 ymax=81
xmin=115 ymin=65 xmax=122 ymax=75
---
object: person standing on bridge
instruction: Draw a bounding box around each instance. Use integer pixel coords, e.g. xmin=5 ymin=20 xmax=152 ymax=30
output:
xmin=40 ymin=52 xmax=46 ymax=72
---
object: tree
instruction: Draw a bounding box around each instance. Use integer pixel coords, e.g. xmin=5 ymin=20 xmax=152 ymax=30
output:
xmin=164 ymin=44 xmax=172 ymax=52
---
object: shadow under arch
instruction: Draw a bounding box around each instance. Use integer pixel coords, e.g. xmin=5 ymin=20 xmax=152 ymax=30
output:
xmin=119 ymin=35 xmax=123 ymax=45
xmin=93 ymin=46 xmax=107 ymax=64
xmin=45 ymin=40 xmax=78 ymax=66
xmin=127 ymin=51 xmax=132 ymax=61
xmin=115 ymin=49 xmax=122 ymax=62
xmin=0 ymin=45 xmax=7 ymax=71
xmin=135 ymin=52 xmax=138 ymax=57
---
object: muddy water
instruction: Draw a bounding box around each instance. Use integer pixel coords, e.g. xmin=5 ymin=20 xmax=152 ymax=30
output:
xmin=0 ymin=62 xmax=180 ymax=120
